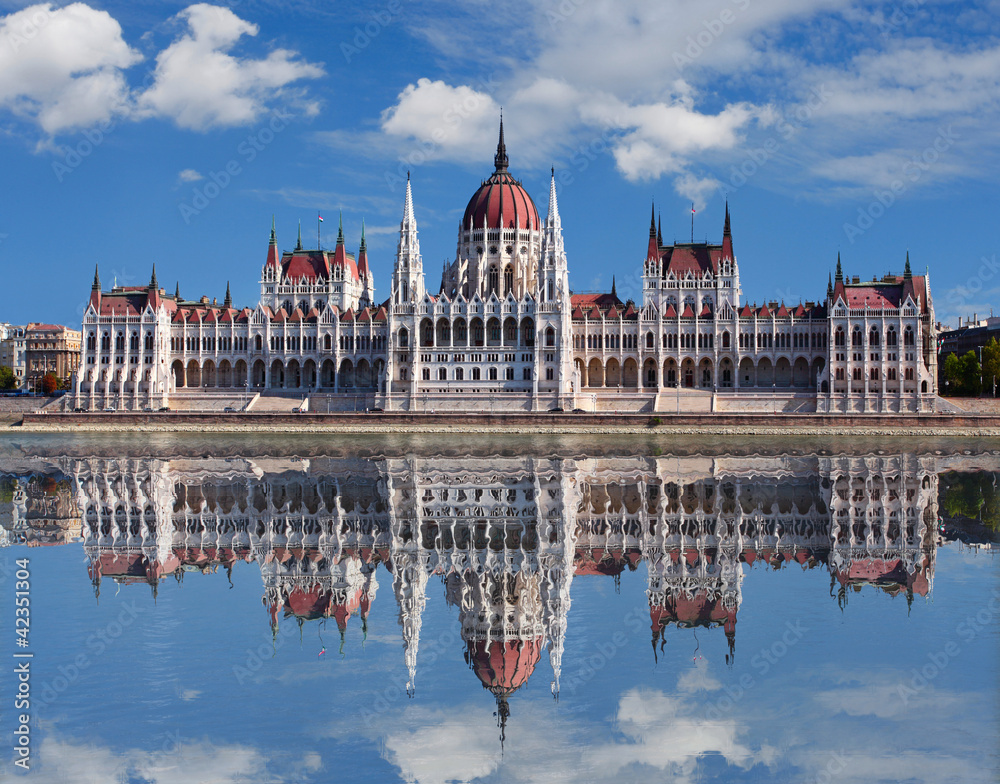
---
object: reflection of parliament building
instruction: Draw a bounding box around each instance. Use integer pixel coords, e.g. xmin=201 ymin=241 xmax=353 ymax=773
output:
xmin=72 ymin=120 xmax=938 ymax=414
xmin=55 ymin=452 xmax=940 ymax=715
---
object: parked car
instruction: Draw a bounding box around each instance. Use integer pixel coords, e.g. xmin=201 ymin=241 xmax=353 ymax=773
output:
xmin=291 ymin=407 xmax=302 ymax=413
xmin=158 ymin=406 xmax=170 ymax=412
xmin=369 ymin=407 xmax=384 ymax=413
xmin=549 ymin=407 xmax=564 ymax=412
xmin=103 ymin=407 xmax=115 ymax=413
xmin=223 ymin=406 xmax=236 ymax=412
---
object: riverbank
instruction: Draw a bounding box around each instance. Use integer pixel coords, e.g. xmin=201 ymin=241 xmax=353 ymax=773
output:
xmin=15 ymin=410 xmax=1000 ymax=436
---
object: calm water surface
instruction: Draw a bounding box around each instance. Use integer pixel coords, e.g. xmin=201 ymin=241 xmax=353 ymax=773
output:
xmin=1 ymin=434 xmax=998 ymax=783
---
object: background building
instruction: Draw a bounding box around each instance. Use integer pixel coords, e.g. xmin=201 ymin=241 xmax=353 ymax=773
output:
xmin=0 ymin=324 xmax=26 ymax=389
xmin=26 ymin=323 xmax=81 ymax=391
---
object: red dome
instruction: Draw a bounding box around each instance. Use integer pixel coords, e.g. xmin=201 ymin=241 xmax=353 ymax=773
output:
xmin=462 ymin=119 xmax=540 ymax=231
xmin=466 ymin=637 xmax=543 ymax=696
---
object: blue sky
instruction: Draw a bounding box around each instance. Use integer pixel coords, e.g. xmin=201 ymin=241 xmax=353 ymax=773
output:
xmin=1 ymin=0 xmax=998 ymax=329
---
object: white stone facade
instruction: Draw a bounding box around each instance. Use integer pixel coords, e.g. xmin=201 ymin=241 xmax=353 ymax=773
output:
xmin=70 ymin=125 xmax=937 ymax=413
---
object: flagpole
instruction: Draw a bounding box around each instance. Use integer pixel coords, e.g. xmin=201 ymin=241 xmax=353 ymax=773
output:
xmin=690 ymin=202 xmax=694 ymax=243
xmin=318 ymin=212 xmax=321 ymax=250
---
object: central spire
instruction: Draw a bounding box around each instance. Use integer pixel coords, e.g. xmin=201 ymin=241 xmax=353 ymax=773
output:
xmin=494 ymin=112 xmax=508 ymax=173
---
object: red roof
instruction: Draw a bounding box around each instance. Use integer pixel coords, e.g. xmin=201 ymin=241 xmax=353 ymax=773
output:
xmin=681 ymin=304 xmax=695 ymax=318
xmin=659 ymin=244 xmax=723 ymax=278
xmin=281 ymin=249 xmax=359 ymax=284
xmin=467 ymin=638 xmax=543 ymax=696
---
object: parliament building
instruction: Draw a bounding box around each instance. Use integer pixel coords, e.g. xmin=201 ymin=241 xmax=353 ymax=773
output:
xmin=71 ymin=121 xmax=938 ymax=414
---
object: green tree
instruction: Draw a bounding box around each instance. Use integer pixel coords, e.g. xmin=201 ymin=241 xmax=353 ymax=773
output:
xmin=959 ymin=350 xmax=982 ymax=396
xmin=982 ymin=337 xmax=1000 ymax=396
xmin=942 ymin=352 xmax=962 ymax=395
xmin=0 ymin=366 xmax=16 ymax=390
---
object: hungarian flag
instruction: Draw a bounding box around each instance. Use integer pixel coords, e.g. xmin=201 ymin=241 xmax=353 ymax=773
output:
xmin=318 ymin=214 xmax=324 ymax=222
xmin=691 ymin=204 xmax=696 ymax=214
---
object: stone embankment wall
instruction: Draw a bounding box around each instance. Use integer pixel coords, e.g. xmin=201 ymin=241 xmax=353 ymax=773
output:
xmin=16 ymin=410 xmax=1000 ymax=436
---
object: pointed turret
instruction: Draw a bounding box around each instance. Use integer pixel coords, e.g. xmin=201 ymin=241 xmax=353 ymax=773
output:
xmin=147 ymin=264 xmax=161 ymax=309
xmin=89 ymin=264 xmax=101 ymax=310
xmin=224 ymin=281 xmax=232 ymax=309
xmin=827 ymin=272 xmax=833 ymax=299
xmin=393 ymin=172 xmax=424 ymax=304
xmin=611 ymin=275 xmax=617 ymax=299
xmin=265 ymin=216 xmax=280 ymax=272
xmin=657 ymin=214 xmax=662 ymax=246
xmin=835 ymin=252 xmax=843 ymax=283
xmin=904 ymin=250 xmax=912 ymax=280
xmin=295 ymin=220 xmax=302 ymax=251
xmin=336 ymin=211 xmax=345 ymax=246
xmin=358 ymin=220 xmax=373 ymax=308
xmin=647 ymin=201 xmax=659 ymax=262
xmin=494 ymin=113 xmax=509 ymax=173
xmin=174 ymin=281 xmax=181 ymax=301
xmin=545 ymin=167 xmax=561 ymax=229
xmin=721 ymin=201 xmax=734 ymax=260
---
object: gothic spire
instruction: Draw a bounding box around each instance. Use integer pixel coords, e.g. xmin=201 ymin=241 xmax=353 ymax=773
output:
xmin=149 ymin=264 xmax=158 ymax=290
xmin=835 ymin=252 xmax=843 ymax=283
xmin=269 ymin=214 xmax=276 ymax=246
xmin=611 ymin=275 xmax=617 ymax=299
xmin=92 ymin=264 xmax=100 ymax=291
xmin=904 ymin=250 xmax=912 ymax=279
xmin=827 ymin=272 xmax=833 ymax=299
xmin=224 ymin=281 xmax=232 ymax=309
xmin=494 ymin=113 xmax=509 ymax=173
xmin=175 ymin=281 xmax=180 ymax=300
xmin=359 ymin=218 xmax=367 ymax=252
xmin=296 ymin=220 xmax=302 ymax=251
xmin=403 ymin=172 xmax=416 ymax=228
xmin=336 ymin=211 xmax=345 ymax=246
xmin=545 ymin=167 xmax=561 ymax=227
xmin=724 ymin=200 xmax=731 ymax=237
xmin=649 ymin=201 xmax=656 ymax=237
xmin=657 ymin=214 xmax=662 ymax=246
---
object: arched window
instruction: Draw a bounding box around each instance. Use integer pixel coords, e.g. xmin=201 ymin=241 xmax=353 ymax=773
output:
xmin=835 ymin=328 xmax=845 ymax=347
xmin=456 ymin=367 xmax=464 ymax=381
xmin=398 ymin=328 xmax=409 ymax=348
xmin=852 ymin=329 xmax=863 ymax=347
xmin=869 ymin=328 xmax=879 ymax=346
xmin=488 ymin=266 xmax=499 ymax=294
xmin=645 ymin=331 xmax=654 ymax=349
xmin=255 ymin=335 xmax=263 ymax=351
xmin=144 ymin=332 xmax=153 ymax=351
xmin=545 ymin=327 xmax=555 ymax=347
xmin=87 ymin=333 xmax=96 ymax=351
xmin=503 ymin=265 xmax=514 ymax=296
xmin=472 ymin=367 xmax=481 ymax=381
xmin=904 ymin=327 xmax=914 ymax=346
xmin=130 ymin=332 xmax=139 ymax=351
xmin=438 ymin=367 xmax=447 ymax=381
xmin=887 ymin=328 xmax=897 ymax=346
xmin=401 ymin=280 xmax=408 ymax=301
xmin=722 ymin=331 xmax=730 ymax=348
xmin=489 ymin=367 xmax=498 ymax=380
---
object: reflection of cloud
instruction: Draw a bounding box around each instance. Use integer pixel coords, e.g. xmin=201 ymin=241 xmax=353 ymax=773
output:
xmin=38 ymin=737 xmax=269 ymax=784
xmin=676 ymin=659 xmax=722 ymax=693
xmin=381 ymin=706 xmax=501 ymax=784
xmin=179 ymin=688 xmax=201 ymax=700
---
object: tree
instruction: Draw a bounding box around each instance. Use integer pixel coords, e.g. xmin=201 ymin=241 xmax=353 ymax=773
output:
xmin=0 ymin=366 xmax=16 ymax=390
xmin=982 ymin=337 xmax=1000 ymax=396
xmin=41 ymin=373 xmax=58 ymax=395
xmin=958 ymin=350 xmax=982 ymax=396
xmin=942 ymin=352 xmax=962 ymax=395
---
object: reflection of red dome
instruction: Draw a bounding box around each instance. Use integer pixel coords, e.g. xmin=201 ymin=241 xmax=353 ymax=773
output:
xmin=461 ymin=119 xmax=539 ymax=231
xmin=283 ymin=584 xmax=365 ymax=631
xmin=466 ymin=638 xmax=543 ymax=696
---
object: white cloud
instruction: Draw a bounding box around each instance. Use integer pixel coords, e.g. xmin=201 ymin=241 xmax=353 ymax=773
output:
xmin=379 ymin=78 xmax=500 ymax=164
xmin=177 ymin=169 xmax=203 ymax=183
xmin=137 ymin=3 xmax=324 ymax=131
xmin=0 ymin=2 xmax=141 ymax=135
